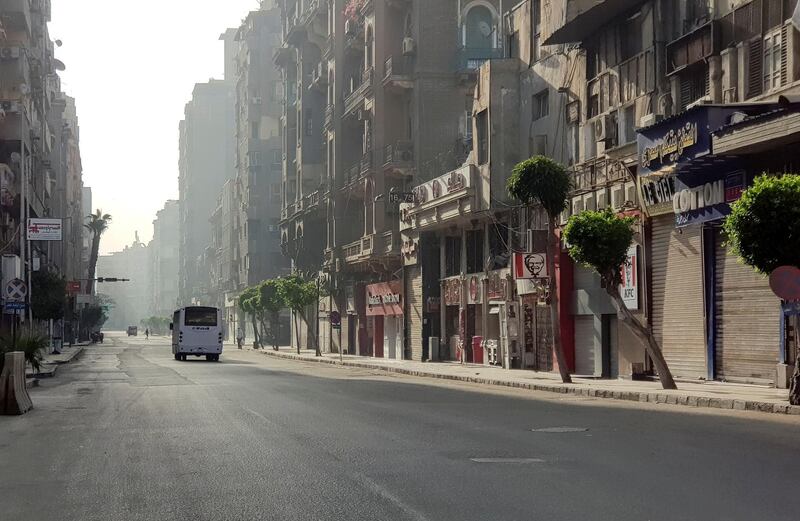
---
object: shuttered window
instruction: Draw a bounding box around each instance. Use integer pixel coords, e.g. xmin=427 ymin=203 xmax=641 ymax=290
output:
xmin=747 ymin=38 xmax=764 ymax=98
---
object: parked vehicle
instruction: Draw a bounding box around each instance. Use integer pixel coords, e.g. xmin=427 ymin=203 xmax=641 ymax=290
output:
xmin=171 ymin=306 xmax=223 ymax=361
xmin=127 ymin=326 xmax=138 ymax=336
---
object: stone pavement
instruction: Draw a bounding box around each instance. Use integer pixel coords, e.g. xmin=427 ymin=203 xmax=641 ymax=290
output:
xmin=252 ymin=346 xmax=800 ymax=416
xmin=27 ymin=342 xmax=88 ymax=379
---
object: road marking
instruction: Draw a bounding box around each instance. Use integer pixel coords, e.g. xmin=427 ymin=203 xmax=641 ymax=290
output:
xmin=470 ymin=458 xmax=545 ymax=463
xmin=531 ymin=427 xmax=589 ymax=433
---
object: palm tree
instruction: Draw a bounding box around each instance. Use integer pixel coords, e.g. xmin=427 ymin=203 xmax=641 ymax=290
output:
xmin=84 ymin=210 xmax=112 ymax=295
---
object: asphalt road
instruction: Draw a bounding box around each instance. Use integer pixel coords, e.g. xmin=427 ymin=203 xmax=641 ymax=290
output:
xmin=1 ymin=333 xmax=799 ymax=521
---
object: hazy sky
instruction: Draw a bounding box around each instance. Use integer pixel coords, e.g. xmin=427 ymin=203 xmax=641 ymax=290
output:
xmin=49 ymin=0 xmax=260 ymax=254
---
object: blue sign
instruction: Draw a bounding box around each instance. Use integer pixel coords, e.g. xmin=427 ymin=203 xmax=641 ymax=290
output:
xmin=3 ymin=301 xmax=26 ymax=313
xmin=673 ymin=170 xmax=746 ymax=227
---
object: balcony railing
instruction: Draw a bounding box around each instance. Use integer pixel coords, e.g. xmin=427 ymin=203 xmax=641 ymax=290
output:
xmin=383 ymin=55 xmax=411 ymax=79
xmin=383 ymin=141 xmax=414 ymax=168
xmin=324 ymin=104 xmax=334 ymax=130
xmin=381 ymin=230 xmax=395 ymax=254
xmin=343 ymin=67 xmax=374 ymax=115
xmin=343 ymin=239 xmax=362 ymax=261
xmin=360 ymin=153 xmax=373 ymax=176
xmin=457 ymin=47 xmax=504 ymax=72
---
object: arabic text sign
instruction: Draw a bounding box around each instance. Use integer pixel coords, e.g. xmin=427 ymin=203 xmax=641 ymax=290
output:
xmin=28 ymin=218 xmax=62 ymax=241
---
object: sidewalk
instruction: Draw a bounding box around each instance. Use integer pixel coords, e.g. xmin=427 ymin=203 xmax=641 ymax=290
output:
xmin=27 ymin=342 xmax=88 ymax=379
xmin=254 ymin=347 xmax=800 ymax=416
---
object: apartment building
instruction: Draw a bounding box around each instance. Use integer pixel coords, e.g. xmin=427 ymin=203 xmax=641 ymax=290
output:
xmin=277 ymin=0 xmax=500 ymax=354
xmin=148 ymin=200 xmax=179 ymax=318
xmin=178 ymin=80 xmax=235 ymax=306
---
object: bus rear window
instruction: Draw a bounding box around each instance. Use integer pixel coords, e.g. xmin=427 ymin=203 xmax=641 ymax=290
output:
xmin=184 ymin=308 xmax=218 ymax=327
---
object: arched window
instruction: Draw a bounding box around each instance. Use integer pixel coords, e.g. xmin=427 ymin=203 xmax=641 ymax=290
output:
xmin=464 ymin=4 xmax=495 ymax=49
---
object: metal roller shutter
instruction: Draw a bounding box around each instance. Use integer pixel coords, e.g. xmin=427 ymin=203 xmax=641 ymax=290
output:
xmin=405 ymin=265 xmax=424 ymax=361
xmin=714 ymin=231 xmax=780 ymax=383
xmin=650 ymin=215 xmax=706 ymax=379
xmin=574 ymin=315 xmax=600 ymax=376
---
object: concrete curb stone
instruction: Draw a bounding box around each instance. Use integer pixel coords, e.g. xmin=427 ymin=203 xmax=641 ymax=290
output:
xmin=257 ymin=349 xmax=795 ymax=416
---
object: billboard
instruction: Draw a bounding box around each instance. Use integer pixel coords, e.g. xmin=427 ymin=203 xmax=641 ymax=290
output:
xmin=28 ymin=218 xmax=62 ymax=241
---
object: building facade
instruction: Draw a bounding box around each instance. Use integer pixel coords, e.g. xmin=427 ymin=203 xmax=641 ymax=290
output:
xmin=149 ymin=200 xmax=179 ymax=318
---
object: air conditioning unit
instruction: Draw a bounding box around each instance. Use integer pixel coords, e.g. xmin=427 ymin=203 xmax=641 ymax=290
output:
xmin=402 ymin=37 xmax=416 ymax=56
xmin=594 ymin=114 xmax=616 ymax=144
xmin=0 ymin=47 xmax=20 ymax=59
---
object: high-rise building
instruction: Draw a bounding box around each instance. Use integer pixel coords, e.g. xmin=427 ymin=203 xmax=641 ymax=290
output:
xmin=149 ymin=200 xmax=179 ymax=317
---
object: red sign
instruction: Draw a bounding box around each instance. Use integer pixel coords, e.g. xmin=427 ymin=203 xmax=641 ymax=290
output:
xmin=769 ymin=265 xmax=800 ymax=302
xmin=365 ymin=281 xmax=404 ymax=316
xmin=67 ymin=281 xmax=82 ymax=294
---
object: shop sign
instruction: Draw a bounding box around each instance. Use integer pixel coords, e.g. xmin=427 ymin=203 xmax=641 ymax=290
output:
xmin=522 ymin=296 xmax=536 ymax=354
xmin=426 ymin=297 xmax=440 ymax=313
xmin=512 ymin=253 xmax=548 ymax=279
xmin=673 ymin=170 xmax=745 ymax=227
xmin=637 ymin=110 xmax=711 ymax=176
xmin=467 ymin=275 xmax=482 ymax=304
xmin=443 ymin=277 xmax=461 ymax=306
xmin=769 ymin=266 xmax=800 ymax=302
xmin=487 ymin=269 xmax=510 ymax=301
xmin=640 ymin=174 xmax=676 ymax=216
xmin=365 ymin=281 xmax=404 ymax=316
xmin=408 ymin=165 xmax=472 ymax=208
xmin=619 ymin=246 xmax=639 ymax=310
xmin=28 ymin=218 xmax=62 ymax=241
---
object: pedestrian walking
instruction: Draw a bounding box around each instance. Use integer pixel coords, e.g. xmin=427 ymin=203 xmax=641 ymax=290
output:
xmin=145 ymin=328 xmax=150 ymax=340
xmin=236 ymin=327 xmax=244 ymax=350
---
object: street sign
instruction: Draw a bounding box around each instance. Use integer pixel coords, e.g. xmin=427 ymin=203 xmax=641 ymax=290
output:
xmin=330 ymin=310 xmax=341 ymax=330
xmin=27 ymin=218 xmax=62 ymax=241
xmin=5 ymin=278 xmax=27 ymax=302
xmin=3 ymin=301 xmax=26 ymax=314
xmin=769 ymin=265 xmax=800 ymax=301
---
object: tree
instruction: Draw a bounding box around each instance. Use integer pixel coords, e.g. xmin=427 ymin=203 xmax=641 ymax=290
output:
xmin=31 ymin=270 xmax=67 ymax=321
xmin=239 ymin=286 xmax=261 ymax=348
xmin=279 ymin=274 xmax=321 ymax=356
xmin=258 ymin=279 xmax=284 ymax=350
xmin=563 ymin=210 xmax=677 ymax=390
xmin=724 ymin=174 xmax=800 ymax=404
xmin=84 ymin=210 xmax=112 ymax=295
xmin=507 ymin=156 xmax=573 ymax=384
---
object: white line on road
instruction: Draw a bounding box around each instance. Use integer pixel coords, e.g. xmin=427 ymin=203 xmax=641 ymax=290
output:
xmin=470 ymin=458 xmax=546 ymax=463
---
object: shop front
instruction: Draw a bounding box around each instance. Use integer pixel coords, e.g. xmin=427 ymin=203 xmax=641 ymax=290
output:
xmin=638 ymin=105 xmax=781 ymax=383
xmin=365 ymin=281 xmax=404 ymax=360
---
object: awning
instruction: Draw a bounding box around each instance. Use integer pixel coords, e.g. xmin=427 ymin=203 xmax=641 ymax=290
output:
xmin=544 ymin=0 xmax=646 ymax=45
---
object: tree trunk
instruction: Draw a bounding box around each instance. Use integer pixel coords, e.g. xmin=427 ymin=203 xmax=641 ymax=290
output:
xmin=250 ymin=315 xmax=261 ymax=349
xmin=603 ymin=279 xmax=678 ymax=390
xmin=294 ymin=310 xmax=301 ymax=355
xmin=790 ymin=349 xmax=800 ymax=406
xmin=299 ymin=310 xmax=321 ymax=357
xmin=86 ymin=234 xmax=101 ymax=295
xmin=547 ymin=219 xmax=572 ymax=384
xmin=272 ymin=311 xmax=280 ymax=350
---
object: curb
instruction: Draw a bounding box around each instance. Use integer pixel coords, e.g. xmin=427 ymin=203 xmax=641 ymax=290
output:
xmin=25 ymin=344 xmax=85 ymax=378
xmin=258 ymin=350 xmax=800 ymax=417
xmin=25 ymin=378 xmax=39 ymax=389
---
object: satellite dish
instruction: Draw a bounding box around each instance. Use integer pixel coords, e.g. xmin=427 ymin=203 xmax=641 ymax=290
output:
xmin=53 ymin=59 xmax=66 ymax=71
xmin=55 ymin=40 xmax=63 ymax=47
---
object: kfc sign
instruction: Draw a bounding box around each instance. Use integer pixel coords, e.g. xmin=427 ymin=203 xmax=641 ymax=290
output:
xmin=513 ymin=253 xmax=548 ymax=279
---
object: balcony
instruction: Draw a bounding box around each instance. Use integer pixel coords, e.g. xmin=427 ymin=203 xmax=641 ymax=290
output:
xmin=545 ymin=0 xmax=645 ymax=45
xmin=1 ymin=0 xmax=32 ymax=32
xmin=343 ymin=67 xmax=374 ymax=117
xmin=343 ymin=239 xmax=362 ymax=262
xmin=379 ymin=230 xmax=399 ymax=256
xmin=382 ymin=56 xmax=414 ymax=91
xmin=359 ymin=152 xmax=373 ymax=176
xmin=587 ymin=47 xmax=654 ymax=116
xmin=382 ymin=141 xmax=414 ymax=176
xmin=309 ymin=61 xmax=328 ymax=92
xmin=457 ymin=47 xmax=504 ymax=72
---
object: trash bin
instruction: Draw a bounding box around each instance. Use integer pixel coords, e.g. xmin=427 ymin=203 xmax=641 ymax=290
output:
xmin=472 ymin=336 xmax=483 ymax=364
xmin=429 ymin=337 xmax=439 ymax=361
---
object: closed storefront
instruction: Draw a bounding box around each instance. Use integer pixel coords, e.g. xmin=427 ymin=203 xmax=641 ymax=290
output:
xmin=405 ymin=265 xmax=423 ymax=361
xmin=649 ymin=215 xmax=706 ymax=379
xmin=714 ymin=230 xmax=780 ymax=383
xmin=366 ymin=281 xmax=404 ymax=360
xmin=574 ymin=315 xmax=600 ymax=376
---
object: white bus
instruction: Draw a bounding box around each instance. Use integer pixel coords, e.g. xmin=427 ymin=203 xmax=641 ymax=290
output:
xmin=171 ymin=306 xmax=223 ymax=361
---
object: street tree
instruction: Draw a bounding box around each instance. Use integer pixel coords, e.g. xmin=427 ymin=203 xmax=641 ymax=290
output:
xmin=563 ymin=209 xmax=677 ymax=390
xmin=258 ymin=279 xmax=284 ymax=350
xmin=238 ymin=286 xmax=261 ymax=348
xmin=279 ymin=274 xmax=321 ymax=356
xmin=724 ymin=173 xmax=800 ymax=404
xmin=31 ymin=270 xmax=67 ymax=321
xmin=84 ymin=210 xmax=112 ymax=295
xmin=507 ymin=156 xmax=573 ymax=384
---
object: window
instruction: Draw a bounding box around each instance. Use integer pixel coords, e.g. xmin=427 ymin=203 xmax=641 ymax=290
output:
xmin=304 ymin=108 xmax=313 ymax=136
xmin=272 ymin=149 xmax=282 ymax=165
xmin=465 ymin=5 xmax=494 ymax=49
xmin=532 ymin=89 xmax=549 ymax=120
xmin=445 ymin=236 xmax=462 ymax=277
xmin=476 ymin=110 xmax=488 ymax=164
xmin=533 ymin=0 xmax=541 ymax=61
xmin=466 ymin=229 xmax=484 ymax=274
xmin=184 ymin=307 xmax=217 ymax=327
xmin=763 ymin=29 xmax=784 ymax=93
xmin=250 ymin=121 xmax=259 ymax=139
